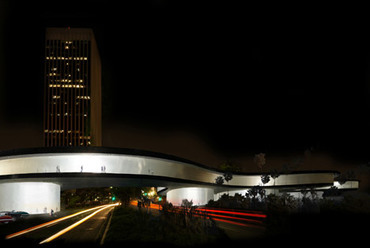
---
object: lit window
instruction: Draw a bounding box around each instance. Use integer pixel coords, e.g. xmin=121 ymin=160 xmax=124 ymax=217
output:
xmin=76 ymin=96 xmax=90 ymax=100
xmin=49 ymin=84 xmax=84 ymax=88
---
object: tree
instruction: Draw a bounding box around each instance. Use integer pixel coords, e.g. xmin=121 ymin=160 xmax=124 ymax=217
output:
xmin=112 ymin=187 xmax=141 ymax=206
xmin=338 ymin=170 xmax=357 ymax=185
xmin=270 ymin=169 xmax=280 ymax=181
xmin=254 ymin=153 xmax=266 ymax=172
xmin=300 ymin=188 xmax=319 ymax=213
xmin=261 ymin=174 xmax=270 ymax=184
xmin=219 ymin=159 xmax=240 ymax=172
xmin=323 ymin=186 xmax=340 ymax=198
xmin=246 ymin=185 xmax=266 ymax=209
xmin=247 ymin=186 xmax=259 ymax=199
xmin=218 ymin=160 xmax=239 ymax=184
xmin=215 ymin=176 xmax=224 ymax=185
xmin=215 ymin=172 xmax=233 ymax=187
xmin=281 ymin=156 xmax=303 ymax=173
xmin=270 ymin=169 xmax=280 ymax=194
xmin=181 ymin=199 xmax=193 ymax=210
xmin=223 ymin=172 xmax=233 ymax=183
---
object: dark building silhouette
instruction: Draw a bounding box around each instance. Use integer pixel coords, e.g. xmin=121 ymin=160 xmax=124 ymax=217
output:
xmin=43 ymin=28 xmax=102 ymax=147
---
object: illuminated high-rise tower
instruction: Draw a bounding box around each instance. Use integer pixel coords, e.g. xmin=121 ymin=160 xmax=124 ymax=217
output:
xmin=43 ymin=28 xmax=102 ymax=147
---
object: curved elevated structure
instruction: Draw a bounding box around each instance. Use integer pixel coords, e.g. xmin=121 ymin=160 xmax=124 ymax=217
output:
xmin=0 ymin=147 xmax=359 ymax=213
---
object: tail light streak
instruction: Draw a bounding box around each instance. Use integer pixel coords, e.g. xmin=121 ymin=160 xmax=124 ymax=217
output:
xmin=130 ymin=200 xmax=266 ymax=229
xmin=196 ymin=208 xmax=266 ymax=229
xmin=198 ymin=208 xmax=267 ymax=218
xmin=203 ymin=212 xmax=263 ymax=224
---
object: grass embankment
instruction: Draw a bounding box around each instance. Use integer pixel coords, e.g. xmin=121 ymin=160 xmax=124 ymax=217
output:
xmin=104 ymin=207 xmax=228 ymax=247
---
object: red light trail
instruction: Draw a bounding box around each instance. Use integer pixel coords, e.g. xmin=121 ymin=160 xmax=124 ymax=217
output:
xmin=203 ymin=212 xmax=263 ymax=224
xmin=197 ymin=208 xmax=267 ymax=218
xmin=130 ymin=200 xmax=266 ymax=229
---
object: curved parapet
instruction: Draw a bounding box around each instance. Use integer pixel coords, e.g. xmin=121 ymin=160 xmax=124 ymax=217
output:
xmin=0 ymin=147 xmax=358 ymax=210
xmin=0 ymin=149 xmax=221 ymax=189
xmin=0 ymin=147 xmax=340 ymax=189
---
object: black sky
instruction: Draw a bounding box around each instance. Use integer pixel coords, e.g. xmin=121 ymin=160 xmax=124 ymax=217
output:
xmin=1 ymin=1 xmax=370 ymax=162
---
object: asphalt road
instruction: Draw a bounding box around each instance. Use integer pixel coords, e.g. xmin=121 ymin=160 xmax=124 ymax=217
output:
xmin=57 ymin=206 xmax=113 ymax=244
xmin=4 ymin=205 xmax=115 ymax=246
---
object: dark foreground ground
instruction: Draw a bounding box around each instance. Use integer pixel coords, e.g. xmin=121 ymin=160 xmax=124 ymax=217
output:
xmin=1 ymin=209 xmax=369 ymax=248
xmin=262 ymin=212 xmax=370 ymax=247
xmin=105 ymin=211 xmax=370 ymax=248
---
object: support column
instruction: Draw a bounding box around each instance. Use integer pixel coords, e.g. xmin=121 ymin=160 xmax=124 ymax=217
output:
xmin=166 ymin=187 xmax=214 ymax=206
xmin=0 ymin=182 xmax=60 ymax=214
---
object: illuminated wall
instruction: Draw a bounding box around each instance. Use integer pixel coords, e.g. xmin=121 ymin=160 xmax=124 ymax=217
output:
xmin=0 ymin=182 xmax=60 ymax=214
xmin=167 ymin=187 xmax=214 ymax=206
xmin=0 ymin=150 xmax=360 ymax=214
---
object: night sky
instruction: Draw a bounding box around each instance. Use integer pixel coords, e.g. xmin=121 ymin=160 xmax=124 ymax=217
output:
xmin=1 ymin=1 xmax=370 ymax=168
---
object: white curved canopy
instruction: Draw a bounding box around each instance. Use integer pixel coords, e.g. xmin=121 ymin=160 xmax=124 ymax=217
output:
xmin=0 ymin=150 xmax=342 ymax=190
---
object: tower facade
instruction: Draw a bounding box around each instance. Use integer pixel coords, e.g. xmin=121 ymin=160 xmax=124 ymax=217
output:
xmin=43 ymin=28 xmax=102 ymax=147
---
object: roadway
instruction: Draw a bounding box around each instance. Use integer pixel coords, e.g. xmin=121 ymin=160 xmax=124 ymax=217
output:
xmin=4 ymin=202 xmax=265 ymax=246
xmin=4 ymin=204 xmax=116 ymax=246
xmin=44 ymin=206 xmax=113 ymax=244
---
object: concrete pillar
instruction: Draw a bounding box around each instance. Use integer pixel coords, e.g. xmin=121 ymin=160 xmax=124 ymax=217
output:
xmin=0 ymin=182 xmax=60 ymax=214
xmin=166 ymin=187 xmax=214 ymax=206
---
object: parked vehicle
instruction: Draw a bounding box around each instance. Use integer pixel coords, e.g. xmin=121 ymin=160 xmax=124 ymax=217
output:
xmin=0 ymin=214 xmax=14 ymax=224
xmin=0 ymin=210 xmax=29 ymax=222
xmin=9 ymin=211 xmax=29 ymax=219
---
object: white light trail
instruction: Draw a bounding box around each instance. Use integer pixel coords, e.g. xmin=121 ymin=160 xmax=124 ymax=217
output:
xmin=5 ymin=204 xmax=117 ymax=240
xmin=39 ymin=204 xmax=117 ymax=244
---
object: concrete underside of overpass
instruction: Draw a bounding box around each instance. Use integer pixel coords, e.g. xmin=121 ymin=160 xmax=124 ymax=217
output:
xmin=0 ymin=147 xmax=359 ymax=214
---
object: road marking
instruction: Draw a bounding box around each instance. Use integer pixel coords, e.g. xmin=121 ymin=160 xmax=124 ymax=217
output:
xmin=100 ymin=206 xmax=114 ymax=246
xmin=39 ymin=204 xmax=117 ymax=244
